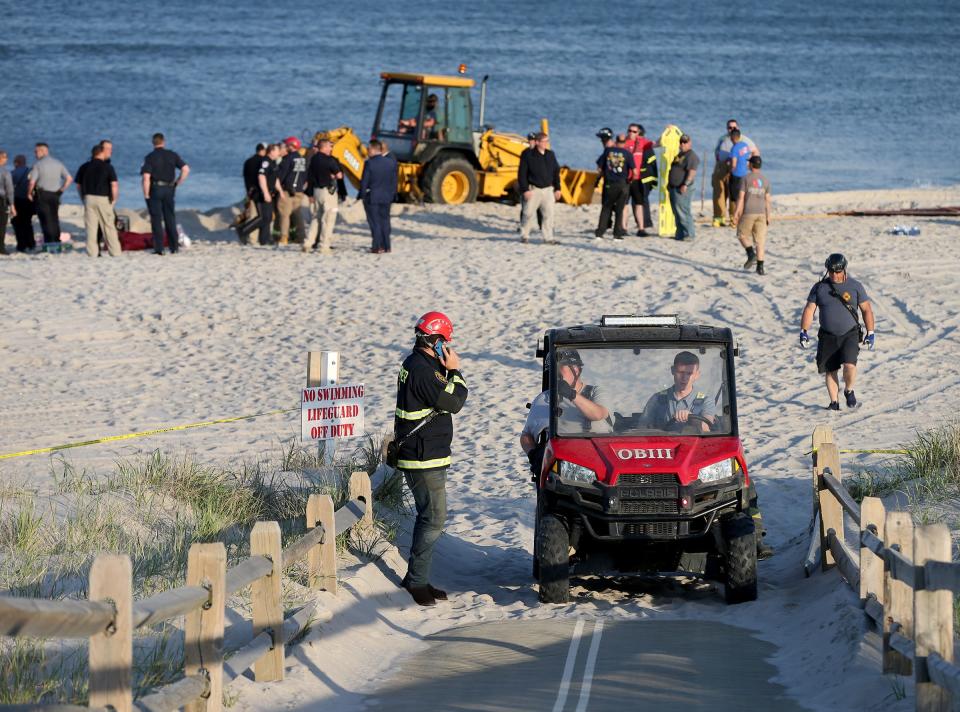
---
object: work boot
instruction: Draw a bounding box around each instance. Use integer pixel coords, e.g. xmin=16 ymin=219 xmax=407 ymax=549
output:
xmin=756 ymin=261 xmax=765 ymax=275
xmin=407 ymin=585 xmax=436 ymax=607
xmin=827 ymin=401 xmax=840 ymax=411
xmin=279 ymin=235 xmax=289 ymax=246
xmin=743 ymin=247 xmax=757 ymax=269
xmin=844 ymin=390 xmax=858 ymax=408
xmin=402 ymin=574 xmax=447 ymax=601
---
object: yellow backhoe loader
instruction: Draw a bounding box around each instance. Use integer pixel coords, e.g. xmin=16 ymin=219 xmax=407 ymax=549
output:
xmin=314 ymin=71 xmax=598 ymax=206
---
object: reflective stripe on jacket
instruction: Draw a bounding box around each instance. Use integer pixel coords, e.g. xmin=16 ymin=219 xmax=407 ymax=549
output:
xmin=394 ymin=349 xmax=468 ymax=470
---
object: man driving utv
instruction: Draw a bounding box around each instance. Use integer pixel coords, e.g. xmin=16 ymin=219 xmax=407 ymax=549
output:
xmin=640 ymin=350 xmax=773 ymax=559
xmin=394 ymin=311 xmax=469 ymax=607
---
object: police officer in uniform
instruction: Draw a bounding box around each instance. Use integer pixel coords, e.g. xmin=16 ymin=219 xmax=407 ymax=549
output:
xmin=254 ymin=143 xmax=281 ymax=246
xmin=243 ymin=143 xmax=266 ymax=199
xmin=394 ymin=311 xmax=469 ymax=606
xmin=520 ymin=349 xmax=610 ymax=474
xmin=304 ymin=138 xmax=344 ymax=253
xmin=640 ymin=350 xmax=773 ymax=558
xmin=140 ymin=133 xmax=189 ymax=255
xmin=641 ymin=351 xmax=717 ymax=432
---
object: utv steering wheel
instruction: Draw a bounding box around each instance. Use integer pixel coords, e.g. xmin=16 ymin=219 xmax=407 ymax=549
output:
xmin=678 ymin=414 xmax=712 ymax=433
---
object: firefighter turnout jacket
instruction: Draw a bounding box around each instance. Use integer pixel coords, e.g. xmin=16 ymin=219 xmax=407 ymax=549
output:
xmin=394 ymin=349 xmax=469 ymax=470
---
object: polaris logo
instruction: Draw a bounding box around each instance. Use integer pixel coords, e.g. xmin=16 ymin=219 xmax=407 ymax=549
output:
xmin=616 ymin=448 xmax=674 ymax=460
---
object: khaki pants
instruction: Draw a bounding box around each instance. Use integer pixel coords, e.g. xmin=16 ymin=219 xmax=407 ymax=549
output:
xmin=304 ymin=188 xmax=339 ymax=252
xmin=711 ymin=163 xmax=731 ymax=221
xmin=276 ymin=191 xmax=307 ymax=244
xmin=520 ymin=186 xmax=556 ymax=242
xmin=84 ymin=195 xmax=121 ymax=257
xmin=737 ymin=213 xmax=768 ymax=258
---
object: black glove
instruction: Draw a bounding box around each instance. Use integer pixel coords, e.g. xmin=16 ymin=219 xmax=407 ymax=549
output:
xmin=558 ymin=380 xmax=577 ymax=401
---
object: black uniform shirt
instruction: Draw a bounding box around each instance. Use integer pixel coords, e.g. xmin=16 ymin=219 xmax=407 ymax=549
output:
xmin=278 ymin=152 xmax=309 ymax=193
xmin=256 ymin=157 xmax=277 ymax=201
xmin=80 ymin=159 xmax=117 ymax=198
xmin=596 ymin=147 xmax=635 ymax=184
xmin=75 ymin=161 xmax=90 ymax=193
xmin=140 ymin=147 xmax=186 ymax=183
xmin=307 ymin=153 xmax=343 ymax=190
xmin=243 ymin=153 xmax=263 ymax=193
xmin=518 ymin=148 xmax=561 ymax=192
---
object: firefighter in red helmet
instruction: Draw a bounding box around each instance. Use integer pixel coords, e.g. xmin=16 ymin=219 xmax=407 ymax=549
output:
xmin=392 ymin=311 xmax=469 ymax=606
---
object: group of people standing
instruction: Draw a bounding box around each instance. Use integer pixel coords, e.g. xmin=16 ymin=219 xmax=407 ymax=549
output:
xmin=240 ymin=135 xmax=398 ymax=254
xmin=0 ymin=134 xmax=189 ymax=257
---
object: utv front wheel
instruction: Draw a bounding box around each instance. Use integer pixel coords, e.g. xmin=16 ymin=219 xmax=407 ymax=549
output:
xmin=537 ymin=515 xmax=570 ymax=603
xmin=722 ymin=512 xmax=758 ymax=604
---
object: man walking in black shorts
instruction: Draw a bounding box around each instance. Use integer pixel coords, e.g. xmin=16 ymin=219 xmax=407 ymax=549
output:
xmin=799 ymin=253 xmax=876 ymax=409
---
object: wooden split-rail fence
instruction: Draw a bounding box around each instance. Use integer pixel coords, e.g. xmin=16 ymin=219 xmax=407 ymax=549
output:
xmin=809 ymin=425 xmax=960 ymax=711
xmin=0 ymin=470 xmax=375 ymax=712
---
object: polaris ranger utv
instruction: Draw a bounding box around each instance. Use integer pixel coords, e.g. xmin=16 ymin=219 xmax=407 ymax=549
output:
xmin=531 ymin=315 xmax=758 ymax=604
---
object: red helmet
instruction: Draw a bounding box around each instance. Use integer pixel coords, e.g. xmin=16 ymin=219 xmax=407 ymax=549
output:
xmin=415 ymin=311 xmax=454 ymax=341
xmin=284 ymin=136 xmax=301 ymax=150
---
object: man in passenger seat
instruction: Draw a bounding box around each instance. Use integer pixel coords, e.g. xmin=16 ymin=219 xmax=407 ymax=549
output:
xmin=520 ymin=349 xmax=611 ymax=474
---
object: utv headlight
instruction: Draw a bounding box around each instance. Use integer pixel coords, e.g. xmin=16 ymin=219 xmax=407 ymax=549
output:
xmin=558 ymin=461 xmax=597 ymax=484
xmin=698 ymin=459 xmax=736 ymax=484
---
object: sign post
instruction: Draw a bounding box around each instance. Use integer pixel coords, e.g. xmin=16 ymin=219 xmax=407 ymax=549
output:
xmin=303 ymin=352 xmax=365 ymax=487
xmin=306 ymin=351 xmax=339 ymax=466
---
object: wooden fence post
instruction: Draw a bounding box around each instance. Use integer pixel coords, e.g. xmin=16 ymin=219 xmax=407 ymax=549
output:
xmin=811 ymin=425 xmax=834 ymax=468
xmin=350 ymin=470 xmax=374 ymax=528
xmin=860 ymin=497 xmax=886 ymax=606
xmin=914 ymin=524 xmax=953 ymax=711
xmin=815 ymin=442 xmax=843 ymax=571
xmin=89 ymin=554 xmax=133 ymax=712
xmin=884 ymin=512 xmax=914 ymax=676
xmin=251 ymin=521 xmax=284 ymax=682
xmin=185 ymin=543 xmax=226 ymax=712
xmin=307 ymin=493 xmax=337 ymax=594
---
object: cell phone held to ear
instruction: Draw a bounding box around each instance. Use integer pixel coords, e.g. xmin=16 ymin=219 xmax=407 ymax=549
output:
xmin=433 ymin=338 xmax=445 ymax=362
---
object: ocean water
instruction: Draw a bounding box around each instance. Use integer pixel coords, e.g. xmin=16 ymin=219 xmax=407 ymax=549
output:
xmin=4 ymin=0 xmax=959 ymax=210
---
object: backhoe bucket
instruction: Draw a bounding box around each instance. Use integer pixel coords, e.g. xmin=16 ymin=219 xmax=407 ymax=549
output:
xmin=322 ymin=126 xmax=367 ymax=189
xmin=559 ymin=167 xmax=600 ymax=206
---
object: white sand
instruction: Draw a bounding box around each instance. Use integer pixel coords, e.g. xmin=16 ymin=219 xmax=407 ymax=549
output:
xmin=2 ymin=185 xmax=959 ymax=710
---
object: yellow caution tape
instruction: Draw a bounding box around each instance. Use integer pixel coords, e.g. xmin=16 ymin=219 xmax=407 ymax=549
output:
xmin=0 ymin=407 xmax=298 ymax=461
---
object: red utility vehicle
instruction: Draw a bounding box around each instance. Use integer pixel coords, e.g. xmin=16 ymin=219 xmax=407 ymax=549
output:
xmin=532 ymin=315 xmax=757 ymax=604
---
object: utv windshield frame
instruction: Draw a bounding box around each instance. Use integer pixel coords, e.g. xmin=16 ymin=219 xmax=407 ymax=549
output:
xmin=547 ymin=340 xmax=739 ymax=439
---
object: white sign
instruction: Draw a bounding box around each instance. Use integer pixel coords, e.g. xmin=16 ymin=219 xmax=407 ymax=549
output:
xmin=301 ymin=383 xmax=365 ymax=441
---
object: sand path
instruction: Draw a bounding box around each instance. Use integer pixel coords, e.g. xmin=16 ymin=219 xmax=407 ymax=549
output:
xmin=2 ymin=187 xmax=958 ymax=710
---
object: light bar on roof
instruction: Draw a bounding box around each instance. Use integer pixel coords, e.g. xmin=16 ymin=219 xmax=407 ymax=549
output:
xmin=600 ymin=315 xmax=680 ymax=327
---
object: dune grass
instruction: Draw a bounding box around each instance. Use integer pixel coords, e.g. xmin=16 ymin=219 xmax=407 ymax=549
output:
xmin=844 ymin=423 xmax=960 ymax=634
xmin=847 ymin=422 xmax=960 ymax=509
xmin=0 ymin=431 xmax=404 ymax=705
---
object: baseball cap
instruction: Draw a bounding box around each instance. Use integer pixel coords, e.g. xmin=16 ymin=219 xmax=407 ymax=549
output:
xmin=596 ymin=127 xmax=613 ymax=141
xmin=527 ymin=132 xmax=537 ymax=141
xmin=680 ymin=134 xmax=691 ymax=143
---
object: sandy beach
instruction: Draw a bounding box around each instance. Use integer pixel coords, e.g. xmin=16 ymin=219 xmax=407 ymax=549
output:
xmin=2 ymin=185 xmax=959 ymax=710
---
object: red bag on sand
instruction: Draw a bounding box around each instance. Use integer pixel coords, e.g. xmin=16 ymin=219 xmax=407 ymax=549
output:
xmin=118 ymin=231 xmax=169 ymax=251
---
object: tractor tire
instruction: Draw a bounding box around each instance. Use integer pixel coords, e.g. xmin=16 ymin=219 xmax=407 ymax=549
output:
xmin=423 ymin=156 xmax=479 ymax=205
xmin=722 ymin=512 xmax=758 ymax=604
xmin=537 ymin=514 xmax=570 ymax=603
